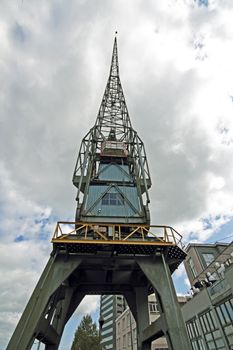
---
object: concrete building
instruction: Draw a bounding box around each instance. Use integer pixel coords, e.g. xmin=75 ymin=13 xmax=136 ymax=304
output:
xmin=115 ymin=294 xmax=189 ymax=350
xmin=182 ymin=241 xmax=233 ymax=350
xmin=100 ymin=295 xmax=126 ymax=349
xmin=116 ymin=294 xmax=168 ymax=350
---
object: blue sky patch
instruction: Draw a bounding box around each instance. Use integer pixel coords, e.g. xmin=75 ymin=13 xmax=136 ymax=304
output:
xmin=196 ymin=0 xmax=208 ymax=7
xmin=14 ymin=235 xmax=28 ymax=242
xmin=11 ymin=22 xmax=27 ymax=43
xmin=201 ymin=217 xmax=213 ymax=230
xmin=206 ymin=217 xmax=233 ymax=244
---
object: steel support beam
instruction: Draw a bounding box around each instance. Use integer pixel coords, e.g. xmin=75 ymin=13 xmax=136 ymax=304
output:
xmin=123 ymin=291 xmax=137 ymax=323
xmin=7 ymin=251 xmax=189 ymax=350
xmin=7 ymin=254 xmax=82 ymax=350
xmin=135 ymin=286 xmax=150 ymax=350
xmin=137 ymin=255 xmax=191 ymax=350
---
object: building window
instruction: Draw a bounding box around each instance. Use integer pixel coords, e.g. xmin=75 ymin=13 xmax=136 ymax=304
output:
xmin=102 ymin=299 xmax=113 ymax=310
xmin=123 ymin=334 xmax=126 ymax=348
xmin=122 ymin=317 xmax=125 ymax=330
xmin=202 ymin=253 xmax=215 ymax=267
xmin=101 ymin=327 xmax=114 ymax=336
xmin=199 ymin=310 xmax=226 ymax=349
xmin=216 ymin=298 xmax=233 ymax=348
xmin=186 ymin=317 xmax=205 ymax=350
xmin=149 ymin=302 xmax=159 ymax=313
xmin=127 ymin=313 xmax=130 ymax=327
xmin=118 ymin=322 xmax=120 ymax=335
xmin=127 ymin=331 xmax=131 ymax=346
xmin=102 ymin=193 xmax=124 ymax=206
xmin=133 ymin=328 xmax=137 ymax=342
xmin=188 ymin=257 xmax=198 ymax=278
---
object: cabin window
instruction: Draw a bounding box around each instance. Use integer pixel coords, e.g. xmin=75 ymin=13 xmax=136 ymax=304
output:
xmin=102 ymin=193 xmax=124 ymax=206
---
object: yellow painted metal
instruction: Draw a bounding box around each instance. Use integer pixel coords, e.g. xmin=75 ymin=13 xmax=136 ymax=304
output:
xmin=51 ymin=237 xmax=174 ymax=246
xmin=51 ymin=221 xmax=184 ymax=249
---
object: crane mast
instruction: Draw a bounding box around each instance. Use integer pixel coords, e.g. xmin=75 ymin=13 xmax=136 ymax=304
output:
xmin=73 ymin=37 xmax=151 ymax=226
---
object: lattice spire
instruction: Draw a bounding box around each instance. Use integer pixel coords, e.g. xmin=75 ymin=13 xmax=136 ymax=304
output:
xmin=94 ymin=35 xmax=132 ymax=142
xmin=73 ymin=36 xmax=151 ymax=204
xmin=109 ymin=36 xmax=119 ymax=78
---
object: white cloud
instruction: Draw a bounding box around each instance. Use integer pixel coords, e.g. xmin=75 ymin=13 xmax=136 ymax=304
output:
xmin=0 ymin=241 xmax=51 ymax=348
xmin=174 ymin=263 xmax=186 ymax=279
xmin=76 ymin=295 xmax=100 ymax=316
xmin=0 ymin=162 xmax=54 ymax=348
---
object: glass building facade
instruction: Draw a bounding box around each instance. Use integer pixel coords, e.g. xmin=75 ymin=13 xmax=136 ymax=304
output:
xmin=100 ymin=295 xmax=125 ymax=349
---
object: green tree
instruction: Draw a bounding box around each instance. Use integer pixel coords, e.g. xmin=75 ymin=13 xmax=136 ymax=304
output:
xmin=71 ymin=314 xmax=101 ymax=350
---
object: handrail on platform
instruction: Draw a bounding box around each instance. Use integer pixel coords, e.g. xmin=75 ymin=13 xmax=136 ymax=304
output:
xmin=52 ymin=221 xmax=184 ymax=249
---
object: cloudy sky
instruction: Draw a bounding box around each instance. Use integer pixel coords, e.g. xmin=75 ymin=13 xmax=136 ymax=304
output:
xmin=1 ymin=0 xmax=233 ymax=349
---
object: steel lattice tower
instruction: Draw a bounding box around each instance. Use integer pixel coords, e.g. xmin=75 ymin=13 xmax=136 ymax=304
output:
xmin=73 ymin=37 xmax=151 ymax=226
xmin=7 ymin=36 xmax=191 ymax=350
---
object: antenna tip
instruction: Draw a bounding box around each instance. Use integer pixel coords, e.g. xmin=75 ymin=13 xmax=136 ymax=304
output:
xmin=115 ymin=31 xmax=118 ymax=35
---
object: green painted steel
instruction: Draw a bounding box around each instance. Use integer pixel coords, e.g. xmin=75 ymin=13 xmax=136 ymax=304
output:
xmin=73 ymin=37 xmax=151 ymax=225
xmin=6 ymin=255 xmax=83 ymax=350
xmin=85 ymin=185 xmax=142 ymax=218
xmin=137 ymin=256 xmax=191 ymax=350
xmin=98 ymin=164 xmax=132 ymax=182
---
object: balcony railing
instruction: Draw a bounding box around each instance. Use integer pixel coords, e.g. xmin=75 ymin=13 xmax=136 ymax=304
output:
xmin=52 ymin=221 xmax=184 ymax=248
xmin=208 ymin=279 xmax=231 ymax=299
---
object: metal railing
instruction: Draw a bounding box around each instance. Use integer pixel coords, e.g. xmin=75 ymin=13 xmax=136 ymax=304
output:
xmin=208 ymin=279 xmax=231 ymax=298
xmin=52 ymin=221 xmax=184 ymax=248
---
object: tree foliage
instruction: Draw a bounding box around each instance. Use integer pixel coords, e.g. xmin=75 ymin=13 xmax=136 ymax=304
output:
xmin=71 ymin=314 xmax=101 ymax=350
